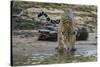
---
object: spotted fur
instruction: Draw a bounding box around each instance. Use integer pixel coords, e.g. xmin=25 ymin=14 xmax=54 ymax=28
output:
xmin=58 ymin=14 xmax=76 ymax=53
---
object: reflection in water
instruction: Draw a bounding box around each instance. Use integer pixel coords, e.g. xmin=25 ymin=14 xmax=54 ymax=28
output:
xmin=15 ymin=49 xmax=97 ymax=65
xmin=29 ymin=52 xmax=75 ymax=64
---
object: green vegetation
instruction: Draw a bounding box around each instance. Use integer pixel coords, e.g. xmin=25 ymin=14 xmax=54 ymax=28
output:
xmin=11 ymin=1 xmax=97 ymax=31
xmin=11 ymin=1 xmax=97 ymax=15
xmin=13 ymin=18 xmax=41 ymax=30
